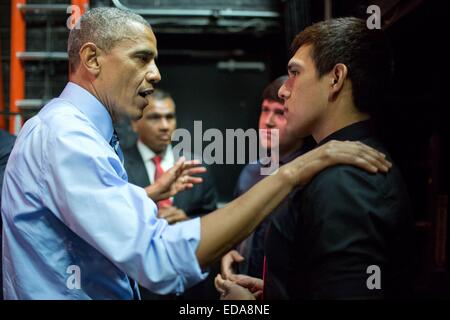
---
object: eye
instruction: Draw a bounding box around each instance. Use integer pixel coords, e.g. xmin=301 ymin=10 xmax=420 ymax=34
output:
xmin=275 ymin=109 xmax=285 ymax=116
xmin=141 ymin=56 xmax=150 ymax=63
xmin=289 ymin=70 xmax=299 ymax=77
xmin=147 ymin=114 xmax=161 ymax=121
xmin=136 ymin=54 xmax=151 ymax=64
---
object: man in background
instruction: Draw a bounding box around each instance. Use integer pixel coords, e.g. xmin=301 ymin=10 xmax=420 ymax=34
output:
xmin=124 ymin=89 xmax=218 ymax=224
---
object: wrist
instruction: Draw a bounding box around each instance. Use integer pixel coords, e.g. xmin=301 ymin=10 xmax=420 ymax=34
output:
xmin=145 ymin=183 xmax=159 ymax=201
xmin=278 ymin=158 xmax=304 ymax=189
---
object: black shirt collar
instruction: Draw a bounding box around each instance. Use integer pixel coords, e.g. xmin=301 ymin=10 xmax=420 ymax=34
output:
xmin=317 ymin=120 xmax=374 ymax=146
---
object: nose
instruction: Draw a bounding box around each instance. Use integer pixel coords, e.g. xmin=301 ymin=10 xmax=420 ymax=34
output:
xmin=159 ymin=117 xmax=169 ymax=130
xmin=278 ymin=83 xmax=290 ymax=100
xmin=145 ymin=61 xmax=161 ymax=84
xmin=265 ymin=112 xmax=276 ymax=128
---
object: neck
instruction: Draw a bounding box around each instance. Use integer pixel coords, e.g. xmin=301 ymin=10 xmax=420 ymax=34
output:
xmin=312 ymin=100 xmax=370 ymax=143
xmin=69 ymin=74 xmax=117 ymax=122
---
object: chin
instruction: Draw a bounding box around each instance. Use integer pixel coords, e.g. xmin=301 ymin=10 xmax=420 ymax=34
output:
xmin=128 ymin=109 xmax=144 ymax=121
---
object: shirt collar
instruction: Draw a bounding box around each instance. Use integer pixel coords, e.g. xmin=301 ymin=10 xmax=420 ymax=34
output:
xmin=59 ymin=82 xmax=114 ymax=143
xmin=317 ymin=120 xmax=374 ymax=147
xmin=137 ymin=140 xmax=172 ymax=162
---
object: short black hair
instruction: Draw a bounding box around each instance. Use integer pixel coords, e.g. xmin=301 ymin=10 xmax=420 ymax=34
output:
xmin=291 ymin=17 xmax=393 ymax=114
xmin=262 ymin=75 xmax=288 ymax=104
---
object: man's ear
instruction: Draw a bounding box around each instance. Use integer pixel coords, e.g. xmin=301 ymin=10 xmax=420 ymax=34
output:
xmin=328 ymin=63 xmax=348 ymax=101
xmin=78 ymin=42 xmax=101 ymax=77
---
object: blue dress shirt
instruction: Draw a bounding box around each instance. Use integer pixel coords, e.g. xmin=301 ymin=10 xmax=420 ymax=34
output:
xmin=1 ymin=82 xmax=206 ymax=300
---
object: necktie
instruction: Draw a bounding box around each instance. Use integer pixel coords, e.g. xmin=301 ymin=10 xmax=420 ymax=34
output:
xmin=110 ymin=130 xmax=140 ymax=299
xmin=110 ymin=130 xmax=124 ymax=165
xmin=152 ymin=155 xmax=173 ymax=208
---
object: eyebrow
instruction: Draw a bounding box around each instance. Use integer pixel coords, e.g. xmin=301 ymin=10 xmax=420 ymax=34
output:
xmin=287 ymin=61 xmax=304 ymax=71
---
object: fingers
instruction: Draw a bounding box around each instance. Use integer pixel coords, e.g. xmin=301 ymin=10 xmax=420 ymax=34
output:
xmin=323 ymin=140 xmax=392 ymax=173
xmin=184 ymin=176 xmax=203 ymax=184
xmin=165 ymin=211 xmax=188 ymax=224
xmin=221 ymin=250 xmax=244 ymax=280
xmin=230 ymin=250 xmax=245 ymax=263
xmin=253 ymin=290 xmax=263 ymax=299
xmin=352 ymin=141 xmax=391 ymax=172
xmin=171 ymin=156 xmax=186 ymax=174
xmin=234 ymin=275 xmax=264 ymax=292
xmin=214 ymin=274 xmax=226 ymax=295
xmin=183 ymin=167 xmax=207 ymax=176
xmin=158 ymin=207 xmax=188 ymax=224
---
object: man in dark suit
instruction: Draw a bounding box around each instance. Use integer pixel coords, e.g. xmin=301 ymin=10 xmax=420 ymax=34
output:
xmin=124 ymin=89 xmax=218 ymax=223
xmin=1 ymin=128 xmax=16 ymax=300
xmin=123 ymin=89 xmax=218 ymax=299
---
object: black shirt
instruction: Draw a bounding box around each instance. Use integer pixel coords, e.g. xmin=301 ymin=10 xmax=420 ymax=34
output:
xmin=264 ymin=120 xmax=414 ymax=299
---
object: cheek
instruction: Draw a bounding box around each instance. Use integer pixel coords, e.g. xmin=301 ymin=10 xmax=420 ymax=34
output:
xmin=258 ymin=115 xmax=266 ymax=128
xmin=140 ymin=122 xmax=155 ymax=135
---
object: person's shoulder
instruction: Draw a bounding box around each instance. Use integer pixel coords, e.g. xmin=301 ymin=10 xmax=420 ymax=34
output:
xmin=305 ymin=146 xmax=406 ymax=206
xmin=0 ymin=129 xmax=16 ymax=148
xmin=122 ymin=141 xmax=140 ymax=156
xmin=237 ymin=162 xmax=264 ymax=183
xmin=40 ymin=99 xmax=104 ymax=140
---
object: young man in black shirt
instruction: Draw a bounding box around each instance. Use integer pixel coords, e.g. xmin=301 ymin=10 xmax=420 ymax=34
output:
xmin=217 ymin=17 xmax=413 ymax=300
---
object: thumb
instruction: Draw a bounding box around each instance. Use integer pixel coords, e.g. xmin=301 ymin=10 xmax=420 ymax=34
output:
xmin=221 ymin=279 xmax=235 ymax=292
xmin=230 ymin=250 xmax=245 ymax=263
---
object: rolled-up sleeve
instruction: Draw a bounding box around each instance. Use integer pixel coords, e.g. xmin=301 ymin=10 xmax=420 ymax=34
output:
xmin=43 ymin=116 xmax=207 ymax=295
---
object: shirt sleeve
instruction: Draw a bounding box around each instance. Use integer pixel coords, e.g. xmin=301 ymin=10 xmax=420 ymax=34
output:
xmin=42 ymin=117 xmax=207 ymax=295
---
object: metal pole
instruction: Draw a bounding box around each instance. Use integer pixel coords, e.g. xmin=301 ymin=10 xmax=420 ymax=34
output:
xmin=9 ymin=0 xmax=26 ymax=134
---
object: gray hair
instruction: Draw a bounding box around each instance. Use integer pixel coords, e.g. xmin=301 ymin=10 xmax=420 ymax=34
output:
xmin=68 ymin=7 xmax=150 ymax=72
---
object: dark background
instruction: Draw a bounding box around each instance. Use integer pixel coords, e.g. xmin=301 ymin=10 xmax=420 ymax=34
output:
xmin=1 ymin=0 xmax=449 ymax=298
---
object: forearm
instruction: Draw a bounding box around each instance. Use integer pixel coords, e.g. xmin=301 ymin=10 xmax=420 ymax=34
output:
xmin=195 ymin=140 xmax=391 ymax=267
xmin=196 ymin=167 xmax=294 ymax=267
xmin=144 ymin=183 xmax=162 ymax=201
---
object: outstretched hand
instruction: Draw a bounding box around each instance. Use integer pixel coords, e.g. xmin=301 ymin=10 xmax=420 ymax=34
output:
xmin=145 ymin=157 xmax=206 ymax=202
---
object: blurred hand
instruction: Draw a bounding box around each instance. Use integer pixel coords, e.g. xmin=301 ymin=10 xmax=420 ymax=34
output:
xmin=145 ymin=157 xmax=206 ymax=201
xmin=220 ymin=250 xmax=244 ymax=280
xmin=158 ymin=206 xmax=189 ymax=224
xmin=214 ymin=274 xmax=258 ymax=300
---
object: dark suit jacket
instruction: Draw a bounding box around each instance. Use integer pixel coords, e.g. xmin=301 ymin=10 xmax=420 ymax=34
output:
xmin=264 ymin=121 xmax=414 ymax=299
xmin=123 ymin=143 xmax=218 ymax=218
